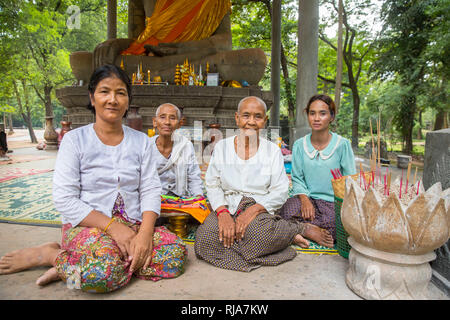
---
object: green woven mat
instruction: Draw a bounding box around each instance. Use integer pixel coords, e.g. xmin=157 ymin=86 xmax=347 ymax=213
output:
xmin=182 ymin=224 xmax=338 ymax=255
xmin=0 ymin=171 xmax=61 ymax=227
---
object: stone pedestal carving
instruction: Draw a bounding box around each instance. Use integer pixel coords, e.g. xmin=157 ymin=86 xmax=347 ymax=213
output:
xmin=346 ymin=237 xmax=435 ymax=300
xmin=44 ymin=117 xmax=59 ymax=150
xmin=69 ymin=51 xmax=93 ymax=84
xmin=341 ymin=176 xmax=449 ymax=300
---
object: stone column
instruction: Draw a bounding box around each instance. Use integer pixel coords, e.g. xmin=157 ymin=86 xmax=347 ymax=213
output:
xmin=270 ymin=0 xmax=281 ymax=128
xmin=107 ymin=0 xmax=117 ymax=40
xmin=423 ymin=128 xmax=450 ymax=296
xmin=290 ymin=0 xmax=319 ymax=147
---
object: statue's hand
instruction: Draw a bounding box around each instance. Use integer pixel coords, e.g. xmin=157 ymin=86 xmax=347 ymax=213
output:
xmin=158 ymin=42 xmax=181 ymax=48
xmin=93 ymin=38 xmax=133 ymax=68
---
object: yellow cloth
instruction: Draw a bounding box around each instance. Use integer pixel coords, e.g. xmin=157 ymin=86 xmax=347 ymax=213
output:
xmin=122 ymin=0 xmax=231 ymax=55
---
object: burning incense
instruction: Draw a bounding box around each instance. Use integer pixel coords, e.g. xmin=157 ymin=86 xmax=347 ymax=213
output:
xmin=399 ymin=169 xmax=404 ymax=199
xmin=330 ymin=169 xmax=337 ymax=179
xmin=377 ymin=115 xmax=381 ymax=169
xmin=413 ymin=166 xmax=418 ymax=186
xmin=387 ymin=173 xmax=391 ymax=196
xmin=406 ymin=162 xmax=412 ymax=194
xmin=359 ymin=163 xmax=366 ymax=189
xmin=416 ymin=180 xmax=421 ymax=195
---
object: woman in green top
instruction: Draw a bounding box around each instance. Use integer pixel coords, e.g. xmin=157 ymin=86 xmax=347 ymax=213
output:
xmin=279 ymin=94 xmax=356 ymax=247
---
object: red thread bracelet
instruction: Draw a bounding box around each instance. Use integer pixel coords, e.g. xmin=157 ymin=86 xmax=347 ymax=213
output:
xmin=216 ymin=208 xmax=229 ymax=217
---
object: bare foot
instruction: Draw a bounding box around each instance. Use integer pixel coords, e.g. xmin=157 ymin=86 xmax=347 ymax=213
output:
xmin=0 ymin=242 xmax=61 ymax=275
xmin=36 ymin=267 xmax=61 ymax=286
xmin=293 ymin=234 xmax=310 ymax=248
xmin=303 ymin=224 xmax=334 ymax=248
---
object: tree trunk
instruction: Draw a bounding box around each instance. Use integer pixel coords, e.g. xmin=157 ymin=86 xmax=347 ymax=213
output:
xmin=22 ymin=80 xmax=38 ymax=143
xmin=350 ymin=89 xmax=360 ymax=149
xmin=334 ymin=0 xmax=344 ymax=113
xmin=417 ymin=110 xmax=423 ymax=139
xmin=12 ymin=80 xmax=38 ymax=143
xmin=402 ymin=94 xmax=416 ymax=154
xmin=346 ymin=51 xmax=360 ymax=149
xmin=44 ymin=85 xmax=54 ymax=118
xmin=7 ymin=113 xmax=14 ymax=134
xmin=280 ymin=44 xmax=296 ymax=123
xmin=434 ymin=110 xmax=448 ymax=130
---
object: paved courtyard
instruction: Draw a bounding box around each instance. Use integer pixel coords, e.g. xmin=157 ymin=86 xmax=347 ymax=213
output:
xmin=0 ymin=129 xmax=447 ymax=301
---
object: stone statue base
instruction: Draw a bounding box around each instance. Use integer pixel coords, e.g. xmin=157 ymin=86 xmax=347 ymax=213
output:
xmin=56 ymin=85 xmax=273 ymax=132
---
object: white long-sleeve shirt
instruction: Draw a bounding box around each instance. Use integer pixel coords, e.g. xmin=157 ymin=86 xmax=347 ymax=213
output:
xmin=149 ymin=134 xmax=204 ymax=197
xmin=53 ymin=124 xmax=162 ymax=227
xmin=205 ymin=136 xmax=289 ymax=215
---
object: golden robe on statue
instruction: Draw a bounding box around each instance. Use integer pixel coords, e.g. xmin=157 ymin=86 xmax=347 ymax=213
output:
xmin=122 ymin=0 xmax=232 ymax=56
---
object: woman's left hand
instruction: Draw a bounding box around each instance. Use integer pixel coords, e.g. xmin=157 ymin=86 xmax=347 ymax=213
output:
xmin=235 ymin=204 xmax=265 ymax=241
xmin=129 ymin=211 xmax=157 ymax=273
xmin=129 ymin=230 xmax=153 ymax=273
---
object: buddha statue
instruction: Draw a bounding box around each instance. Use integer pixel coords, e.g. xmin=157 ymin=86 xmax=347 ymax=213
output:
xmin=91 ymin=0 xmax=267 ymax=85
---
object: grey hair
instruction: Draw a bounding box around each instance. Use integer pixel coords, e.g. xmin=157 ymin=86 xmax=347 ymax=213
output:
xmin=155 ymin=103 xmax=182 ymax=120
xmin=237 ymin=96 xmax=267 ymax=114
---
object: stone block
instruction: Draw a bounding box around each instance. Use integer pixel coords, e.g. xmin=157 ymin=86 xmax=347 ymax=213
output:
xmin=423 ymin=128 xmax=450 ymax=296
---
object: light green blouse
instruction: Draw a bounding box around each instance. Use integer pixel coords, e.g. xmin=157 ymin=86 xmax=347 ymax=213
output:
xmin=291 ymin=132 xmax=356 ymax=202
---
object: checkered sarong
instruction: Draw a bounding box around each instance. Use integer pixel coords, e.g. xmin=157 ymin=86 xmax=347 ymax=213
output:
xmin=194 ymin=197 xmax=304 ymax=272
xmin=279 ymin=196 xmax=336 ymax=241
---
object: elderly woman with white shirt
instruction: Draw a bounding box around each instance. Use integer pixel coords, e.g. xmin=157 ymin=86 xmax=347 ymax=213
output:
xmin=0 ymin=65 xmax=187 ymax=292
xmin=194 ymin=96 xmax=332 ymax=272
xmin=149 ymin=103 xmax=203 ymax=199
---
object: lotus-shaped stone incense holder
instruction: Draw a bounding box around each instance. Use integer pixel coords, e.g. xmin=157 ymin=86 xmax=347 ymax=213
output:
xmin=341 ymin=177 xmax=450 ymax=299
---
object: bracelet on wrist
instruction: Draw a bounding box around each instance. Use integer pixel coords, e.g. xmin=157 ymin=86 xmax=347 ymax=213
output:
xmin=216 ymin=208 xmax=230 ymax=217
xmin=103 ymin=217 xmax=116 ymax=232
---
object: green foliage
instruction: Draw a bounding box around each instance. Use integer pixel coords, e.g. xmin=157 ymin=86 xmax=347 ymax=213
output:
xmin=372 ymin=0 xmax=449 ymax=153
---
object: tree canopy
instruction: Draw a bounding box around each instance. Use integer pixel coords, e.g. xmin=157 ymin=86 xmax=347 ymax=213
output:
xmin=0 ymin=0 xmax=448 ymax=154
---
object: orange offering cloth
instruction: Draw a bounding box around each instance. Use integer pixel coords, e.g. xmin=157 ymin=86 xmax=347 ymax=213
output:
xmin=121 ymin=0 xmax=231 ymax=56
xmin=161 ymin=194 xmax=211 ymax=223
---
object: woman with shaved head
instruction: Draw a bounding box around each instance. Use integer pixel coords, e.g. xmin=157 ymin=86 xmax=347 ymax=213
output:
xmin=194 ymin=96 xmax=333 ymax=272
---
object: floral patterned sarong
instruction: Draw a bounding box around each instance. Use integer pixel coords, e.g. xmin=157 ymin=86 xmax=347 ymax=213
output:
xmin=54 ymin=193 xmax=188 ymax=293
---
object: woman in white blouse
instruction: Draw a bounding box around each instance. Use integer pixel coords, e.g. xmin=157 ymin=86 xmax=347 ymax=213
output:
xmin=0 ymin=65 xmax=187 ymax=292
xmin=194 ymin=96 xmax=333 ymax=272
xmin=149 ymin=103 xmax=203 ymax=198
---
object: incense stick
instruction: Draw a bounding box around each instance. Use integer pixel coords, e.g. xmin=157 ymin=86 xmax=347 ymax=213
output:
xmin=399 ymin=169 xmax=403 ymax=198
xmin=413 ymin=166 xmax=418 ymax=186
xmin=406 ymin=162 xmax=411 ymax=194
xmin=370 ymin=119 xmax=376 ymax=172
xmin=387 ymin=173 xmax=391 ymax=196
xmin=377 ymin=115 xmax=381 ymax=170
